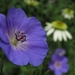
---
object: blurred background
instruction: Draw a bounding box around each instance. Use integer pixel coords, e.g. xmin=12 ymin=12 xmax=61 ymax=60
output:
xmin=0 ymin=0 xmax=75 ymax=75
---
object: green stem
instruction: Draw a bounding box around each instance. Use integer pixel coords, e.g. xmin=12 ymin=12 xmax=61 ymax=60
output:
xmin=0 ymin=59 xmax=3 ymax=74
xmin=0 ymin=53 xmax=4 ymax=60
xmin=0 ymin=52 xmax=4 ymax=61
xmin=30 ymin=65 xmax=33 ymax=75
xmin=39 ymin=66 xmax=42 ymax=75
xmin=44 ymin=69 xmax=50 ymax=75
xmin=57 ymin=41 xmax=62 ymax=48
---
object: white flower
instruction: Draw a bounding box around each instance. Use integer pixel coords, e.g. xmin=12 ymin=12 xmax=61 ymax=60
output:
xmin=24 ymin=0 xmax=39 ymax=6
xmin=62 ymin=8 xmax=74 ymax=20
xmin=45 ymin=21 xmax=72 ymax=42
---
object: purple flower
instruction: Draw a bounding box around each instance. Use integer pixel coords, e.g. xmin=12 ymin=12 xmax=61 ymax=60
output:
xmin=0 ymin=7 xmax=48 ymax=66
xmin=49 ymin=54 xmax=69 ymax=75
xmin=55 ymin=48 xmax=66 ymax=56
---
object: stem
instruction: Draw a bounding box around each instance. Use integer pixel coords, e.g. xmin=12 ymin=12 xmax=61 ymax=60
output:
xmin=30 ymin=65 xmax=33 ymax=75
xmin=39 ymin=68 xmax=42 ymax=75
xmin=0 ymin=52 xmax=4 ymax=75
xmin=57 ymin=41 xmax=62 ymax=48
xmin=0 ymin=59 xmax=3 ymax=75
xmin=44 ymin=69 xmax=50 ymax=75
xmin=39 ymin=65 xmax=43 ymax=75
xmin=0 ymin=53 xmax=4 ymax=60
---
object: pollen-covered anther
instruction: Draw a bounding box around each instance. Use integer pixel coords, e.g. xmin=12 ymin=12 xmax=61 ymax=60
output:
xmin=55 ymin=62 xmax=60 ymax=66
xmin=54 ymin=61 xmax=61 ymax=69
xmin=15 ymin=31 xmax=26 ymax=43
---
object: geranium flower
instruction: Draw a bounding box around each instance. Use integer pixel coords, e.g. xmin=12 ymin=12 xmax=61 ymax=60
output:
xmin=0 ymin=7 xmax=48 ymax=66
xmin=62 ymin=8 xmax=74 ymax=20
xmin=55 ymin=48 xmax=66 ymax=56
xmin=45 ymin=21 xmax=72 ymax=42
xmin=49 ymin=54 xmax=69 ymax=75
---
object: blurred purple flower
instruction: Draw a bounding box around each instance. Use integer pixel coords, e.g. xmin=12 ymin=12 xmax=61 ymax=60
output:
xmin=49 ymin=54 xmax=69 ymax=75
xmin=55 ymin=48 xmax=66 ymax=56
xmin=0 ymin=7 xmax=48 ymax=66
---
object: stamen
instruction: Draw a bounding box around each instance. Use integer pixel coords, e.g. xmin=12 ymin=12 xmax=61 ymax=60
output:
xmin=15 ymin=31 xmax=26 ymax=43
xmin=54 ymin=61 xmax=61 ymax=69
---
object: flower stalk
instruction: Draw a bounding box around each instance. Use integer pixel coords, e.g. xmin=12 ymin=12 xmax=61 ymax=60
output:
xmin=0 ymin=59 xmax=3 ymax=74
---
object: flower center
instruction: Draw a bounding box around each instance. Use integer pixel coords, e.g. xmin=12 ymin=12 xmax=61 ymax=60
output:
xmin=54 ymin=61 xmax=61 ymax=69
xmin=24 ymin=0 xmax=39 ymax=6
xmin=51 ymin=21 xmax=68 ymax=30
xmin=10 ymin=31 xmax=26 ymax=46
xmin=65 ymin=9 xmax=74 ymax=15
xmin=15 ymin=31 xmax=26 ymax=43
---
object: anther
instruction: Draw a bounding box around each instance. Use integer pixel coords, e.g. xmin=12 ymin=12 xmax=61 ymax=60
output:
xmin=15 ymin=31 xmax=26 ymax=42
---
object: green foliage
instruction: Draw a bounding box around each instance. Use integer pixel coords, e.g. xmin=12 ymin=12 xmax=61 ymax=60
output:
xmin=0 ymin=0 xmax=75 ymax=75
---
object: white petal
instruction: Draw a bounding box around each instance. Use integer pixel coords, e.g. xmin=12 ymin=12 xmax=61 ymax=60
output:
xmin=64 ymin=14 xmax=69 ymax=18
xmin=71 ymin=15 xmax=74 ymax=18
xmin=53 ymin=30 xmax=58 ymax=42
xmin=67 ymin=16 xmax=71 ymax=20
xmin=47 ymin=28 xmax=54 ymax=36
xmin=64 ymin=14 xmax=72 ymax=20
xmin=61 ymin=31 xmax=67 ymax=41
xmin=57 ymin=30 xmax=62 ymax=41
xmin=45 ymin=22 xmax=52 ymax=26
xmin=44 ymin=25 xmax=51 ymax=31
xmin=64 ymin=30 xmax=72 ymax=39
xmin=53 ymin=30 xmax=62 ymax=42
